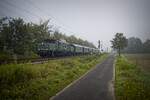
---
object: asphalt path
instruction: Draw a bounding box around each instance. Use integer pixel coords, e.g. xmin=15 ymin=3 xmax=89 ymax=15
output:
xmin=51 ymin=54 xmax=115 ymax=100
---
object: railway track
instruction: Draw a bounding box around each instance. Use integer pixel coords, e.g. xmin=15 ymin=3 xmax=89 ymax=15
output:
xmin=0 ymin=55 xmax=86 ymax=65
xmin=0 ymin=56 xmax=67 ymax=65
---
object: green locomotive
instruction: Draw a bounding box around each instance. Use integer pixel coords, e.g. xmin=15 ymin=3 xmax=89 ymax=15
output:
xmin=37 ymin=39 xmax=100 ymax=57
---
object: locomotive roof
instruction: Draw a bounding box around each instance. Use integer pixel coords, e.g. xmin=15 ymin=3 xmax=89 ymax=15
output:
xmin=43 ymin=39 xmax=69 ymax=44
xmin=42 ymin=39 xmax=99 ymax=50
xmin=72 ymin=44 xmax=95 ymax=49
xmin=72 ymin=44 xmax=86 ymax=48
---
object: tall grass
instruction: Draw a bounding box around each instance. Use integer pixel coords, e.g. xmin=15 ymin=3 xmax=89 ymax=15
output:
xmin=0 ymin=54 xmax=107 ymax=100
xmin=124 ymin=54 xmax=150 ymax=72
xmin=115 ymin=56 xmax=150 ymax=100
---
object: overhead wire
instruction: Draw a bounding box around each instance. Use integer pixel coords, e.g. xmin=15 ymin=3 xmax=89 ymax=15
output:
xmin=2 ymin=0 xmax=42 ymax=20
xmin=22 ymin=0 xmax=81 ymax=35
xmin=1 ymin=0 xmax=85 ymax=40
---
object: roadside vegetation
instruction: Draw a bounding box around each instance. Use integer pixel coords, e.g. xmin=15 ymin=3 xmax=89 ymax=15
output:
xmin=0 ymin=54 xmax=108 ymax=100
xmin=115 ymin=55 xmax=150 ymax=100
xmin=111 ymin=33 xmax=127 ymax=56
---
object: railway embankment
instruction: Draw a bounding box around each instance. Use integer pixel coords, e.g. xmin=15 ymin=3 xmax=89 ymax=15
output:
xmin=0 ymin=54 xmax=108 ymax=100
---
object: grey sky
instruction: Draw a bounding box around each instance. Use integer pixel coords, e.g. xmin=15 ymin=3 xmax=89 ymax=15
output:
xmin=0 ymin=0 xmax=150 ymax=49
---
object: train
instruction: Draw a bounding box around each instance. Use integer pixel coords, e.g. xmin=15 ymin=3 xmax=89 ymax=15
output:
xmin=37 ymin=39 xmax=100 ymax=57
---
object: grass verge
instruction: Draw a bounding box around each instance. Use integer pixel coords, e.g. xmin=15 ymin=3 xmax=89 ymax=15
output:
xmin=115 ymin=55 xmax=150 ymax=100
xmin=0 ymin=54 xmax=108 ymax=100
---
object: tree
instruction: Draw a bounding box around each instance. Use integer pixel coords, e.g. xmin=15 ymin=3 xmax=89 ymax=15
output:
xmin=0 ymin=16 xmax=97 ymax=61
xmin=98 ymin=40 xmax=100 ymax=49
xmin=28 ymin=20 xmax=52 ymax=44
xmin=143 ymin=39 xmax=150 ymax=53
xmin=0 ymin=18 xmax=31 ymax=54
xmin=123 ymin=37 xmax=143 ymax=53
xmin=111 ymin=33 xmax=127 ymax=56
xmin=0 ymin=17 xmax=33 ymax=62
xmin=52 ymin=30 xmax=63 ymax=40
xmin=0 ymin=17 xmax=52 ymax=60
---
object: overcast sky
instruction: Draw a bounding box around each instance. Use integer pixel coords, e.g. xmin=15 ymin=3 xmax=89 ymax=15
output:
xmin=0 ymin=0 xmax=150 ymax=49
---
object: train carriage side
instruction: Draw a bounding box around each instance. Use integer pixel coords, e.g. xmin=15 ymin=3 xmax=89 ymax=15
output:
xmin=68 ymin=44 xmax=75 ymax=55
xmin=83 ymin=46 xmax=89 ymax=54
xmin=37 ymin=39 xmax=100 ymax=57
xmin=37 ymin=39 xmax=58 ymax=57
xmin=57 ymin=41 xmax=67 ymax=56
xmin=55 ymin=40 xmax=75 ymax=56
xmin=37 ymin=40 xmax=78 ymax=57
xmin=88 ymin=47 xmax=92 ymax=54
xmin=73 ymin=44 xmax=84 ymax=55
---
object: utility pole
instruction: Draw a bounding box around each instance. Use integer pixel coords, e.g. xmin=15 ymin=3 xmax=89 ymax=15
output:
xmin=98 ymin=40 xmax=100 ymax=49
xmin=101 ymin=41 xmax=103 ymax=52
xmin=98 ymin=40 xmax=101 ymax=53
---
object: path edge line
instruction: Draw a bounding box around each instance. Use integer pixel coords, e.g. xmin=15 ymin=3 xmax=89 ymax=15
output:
xmin=50 ymin=55 xmax=109 ymax=100
xmin=113 ymin=54 xmax=116 ymax=100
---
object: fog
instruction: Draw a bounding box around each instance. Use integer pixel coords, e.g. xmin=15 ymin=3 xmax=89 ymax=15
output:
xmin=0 ymin=0 xmax=150 ymax=49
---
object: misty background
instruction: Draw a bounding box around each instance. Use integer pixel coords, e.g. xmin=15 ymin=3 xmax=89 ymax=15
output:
xmin=0 ymin=0 xmax=150 ymax=49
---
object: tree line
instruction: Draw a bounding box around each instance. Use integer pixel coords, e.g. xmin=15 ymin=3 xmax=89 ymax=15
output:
xmin=111 ymin=33 xmax=150 ymax=56
xmin=0 ymin=17 xmax=95 ymax=60
xmin=123 ymin=37 xmax=150 ymax=53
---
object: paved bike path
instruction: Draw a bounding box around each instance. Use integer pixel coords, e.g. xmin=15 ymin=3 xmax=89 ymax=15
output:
xmin=51 ymin=54 xmax=114 ymax=100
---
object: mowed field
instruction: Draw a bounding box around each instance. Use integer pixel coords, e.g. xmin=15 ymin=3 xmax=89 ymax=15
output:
xmin=124 ymin=54 xmax=150 ymax=72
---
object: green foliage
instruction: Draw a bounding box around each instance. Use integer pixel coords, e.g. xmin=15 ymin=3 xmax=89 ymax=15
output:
xmin=115 ymin=56 xmax=150 ymax=100
xmin=0 ymin=51 xmax=12 ymax=61
xmin=0 ymin=17 xmax=96 ymax=61
xmin=0 ymin=54 xmax=107 ymax=100
xmin=0 ymin=17 xmax=51 ymax=60
xmin=0 ymin=18 xmax=31 ymax=54
xmin=111 ymin=33 xmax=127 ymax=56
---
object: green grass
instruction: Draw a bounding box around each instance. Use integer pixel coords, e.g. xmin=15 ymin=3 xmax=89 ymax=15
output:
xmin=0 ymin=54 xmax=108 ymax=100
xmin=115 ymin=55 xmax=150 ymax=100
